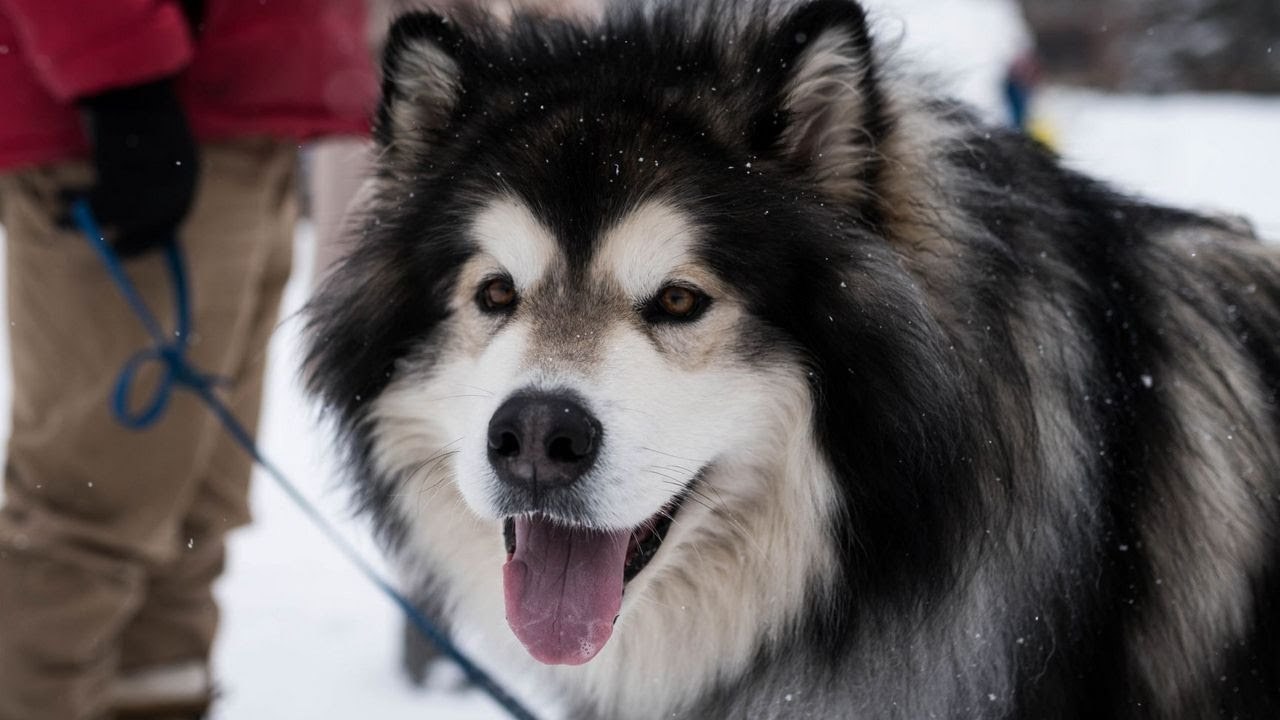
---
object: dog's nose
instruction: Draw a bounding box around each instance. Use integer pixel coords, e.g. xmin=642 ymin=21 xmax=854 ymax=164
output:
xmin=487 ymin=393 xmax=602 ymax=489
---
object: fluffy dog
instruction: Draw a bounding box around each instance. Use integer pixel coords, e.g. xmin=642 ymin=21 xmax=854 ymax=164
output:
xmin=306 ymin=1 xmax=1280 ymax=716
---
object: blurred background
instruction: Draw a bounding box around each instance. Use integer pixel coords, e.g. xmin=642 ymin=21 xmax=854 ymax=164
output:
xmin=0 ymin=0 xmax=1275 ymax=718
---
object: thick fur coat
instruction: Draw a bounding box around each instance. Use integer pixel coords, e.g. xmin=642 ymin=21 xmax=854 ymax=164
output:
xmin=305 ymin=2 xmax=1280 ymax=717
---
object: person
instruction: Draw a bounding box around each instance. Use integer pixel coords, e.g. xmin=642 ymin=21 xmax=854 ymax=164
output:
xmin=0 ymin=2 xmax=375 ymax=719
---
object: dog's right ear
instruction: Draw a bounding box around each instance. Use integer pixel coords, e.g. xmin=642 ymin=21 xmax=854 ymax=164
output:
xmin=375 ymin=13 xmax=468 ymax=158
xmin=757 ymin=0 xmax=887 ymax=208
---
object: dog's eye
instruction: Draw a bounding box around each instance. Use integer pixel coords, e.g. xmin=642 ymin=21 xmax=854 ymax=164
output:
xmin=659 ymin=287 xmax=698 ymax=316
xmin=478 ymin=277 xmax=518 ymax=312
xmin=646 ymin=284 xmax=710 ymax=322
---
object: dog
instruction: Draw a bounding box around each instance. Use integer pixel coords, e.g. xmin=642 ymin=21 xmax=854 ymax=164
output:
xmin=304 ymin=1 xmax=1280 ymax=716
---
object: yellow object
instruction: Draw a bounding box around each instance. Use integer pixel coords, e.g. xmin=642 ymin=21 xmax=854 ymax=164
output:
xmin=1029 ymin=117 xmax=1060 ymax=152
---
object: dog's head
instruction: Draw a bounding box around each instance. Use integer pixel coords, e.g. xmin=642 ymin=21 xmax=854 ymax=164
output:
xmin=308 ymin=0 xmax=971 ymax=669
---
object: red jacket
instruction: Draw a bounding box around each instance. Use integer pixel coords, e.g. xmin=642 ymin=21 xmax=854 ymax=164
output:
xmin=0 ymin=0 xmax=377 ymax=171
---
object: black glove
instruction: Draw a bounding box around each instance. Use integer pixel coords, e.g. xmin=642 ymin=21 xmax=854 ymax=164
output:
xmin=76 ymin=78 xmax=199 ymax=258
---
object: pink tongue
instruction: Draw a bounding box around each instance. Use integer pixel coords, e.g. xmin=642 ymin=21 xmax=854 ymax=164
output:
xmin=502 ymin=516 xmax=630 ymax=665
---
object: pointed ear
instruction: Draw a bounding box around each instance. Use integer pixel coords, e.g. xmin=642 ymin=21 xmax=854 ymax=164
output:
xmin=375 ymin=13 xmax=468 ymax=160
xmin=763 ymin=0 xmax=887 ymax=206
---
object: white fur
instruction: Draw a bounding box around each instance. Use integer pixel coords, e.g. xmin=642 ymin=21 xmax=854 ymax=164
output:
xmin=594 ymin=201 xmax=700 ymax=301
xmin=470 ymin=197 xmax=560 ymax=291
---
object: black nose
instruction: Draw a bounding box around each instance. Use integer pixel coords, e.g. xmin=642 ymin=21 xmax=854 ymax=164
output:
xmin=487 ymin=392 xmax=603 ymax=490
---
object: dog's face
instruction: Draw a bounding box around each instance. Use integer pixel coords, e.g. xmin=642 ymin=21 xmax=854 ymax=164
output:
xmin=308 ymin=1 xmax=956 ymax=670
xmin=411 ymin=194 xmax=805 ymax=664
xmin=442 ymin=197 xmax=767 ymax=529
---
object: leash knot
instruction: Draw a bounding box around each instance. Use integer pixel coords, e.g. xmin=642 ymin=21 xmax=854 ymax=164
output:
xmin=113 ymin=341 xmax=223 ymax=430
xmin=70 ymin=199 xmax=218 ymax=430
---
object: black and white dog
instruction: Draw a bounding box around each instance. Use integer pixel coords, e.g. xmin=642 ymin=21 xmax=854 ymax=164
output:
xmin=306 ymin=1 xmax=1280 ymax=716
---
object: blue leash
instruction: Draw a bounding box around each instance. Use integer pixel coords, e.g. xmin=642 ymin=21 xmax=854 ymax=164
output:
xmin=70 ymin=200 xmax=539 ymax=720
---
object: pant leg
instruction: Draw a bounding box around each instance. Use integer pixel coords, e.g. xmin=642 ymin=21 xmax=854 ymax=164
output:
xmin=0 ymin=138 xmax=296 ymax=720
xmin=119 ymin=154 xmax=295 ymax=671
xmin=308 ymin=137 xmax=372 ymax=285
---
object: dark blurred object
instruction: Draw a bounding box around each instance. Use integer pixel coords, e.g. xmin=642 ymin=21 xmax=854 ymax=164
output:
xmin=1018 ymin=0 xmax=1280 ymax=93
xmin=402 ymin=616 xmax=440 ymax=686
xmin=79 ymin=79 xmax=199 ymax=258
xmin=1004 ymin=51 xmax=1042 ymax=129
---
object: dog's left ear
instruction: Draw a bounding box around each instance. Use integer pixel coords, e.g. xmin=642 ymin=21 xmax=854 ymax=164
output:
xmin=375 ymin=13 xmax=469 ymax=162
xmin=760 ymin=0 xmax=886 ymax=206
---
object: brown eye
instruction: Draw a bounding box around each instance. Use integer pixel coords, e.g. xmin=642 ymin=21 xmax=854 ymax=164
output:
xmin=659 ymin=286 xmax=697 ymax=315
xmin=647 ymin=284 xmax=709 ymax=323
xmin=478 ymin=277 xmax=517 ymax=312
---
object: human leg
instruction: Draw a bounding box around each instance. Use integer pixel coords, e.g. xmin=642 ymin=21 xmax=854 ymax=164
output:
xmin=0 ymin=139 xmax=296 ymax=720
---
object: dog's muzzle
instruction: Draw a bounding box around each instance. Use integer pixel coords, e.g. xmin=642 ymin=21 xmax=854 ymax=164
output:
xmin=485 ymin=389 xmax=691 ymax=666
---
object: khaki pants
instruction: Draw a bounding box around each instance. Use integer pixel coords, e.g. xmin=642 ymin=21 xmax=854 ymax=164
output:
xmin=0 ymin=139 xmax=296 ymax=720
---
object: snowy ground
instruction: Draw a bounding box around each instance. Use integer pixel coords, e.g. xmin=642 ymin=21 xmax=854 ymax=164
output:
xmin=0 ymin=3 xmax=1277 ymax=719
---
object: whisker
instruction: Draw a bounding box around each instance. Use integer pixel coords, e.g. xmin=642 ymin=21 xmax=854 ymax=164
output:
xmin=639 ymin=446 xmax=703 ymax=464
xmin=416 ymin=474 xmax=457 ymax=512
xmin=388 ymin=451 xmax=458 ymax=502
xmin=650 ymin=462 xmax=699 ymax=477
xmin=403 ymin=439 xmax=463 ymax=480
xmin=642 ymin=468 xmax=686 ymax=485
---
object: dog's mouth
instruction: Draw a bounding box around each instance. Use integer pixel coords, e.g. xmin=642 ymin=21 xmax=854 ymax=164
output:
xmin=500 ymin=495 xmax=684 ymax=666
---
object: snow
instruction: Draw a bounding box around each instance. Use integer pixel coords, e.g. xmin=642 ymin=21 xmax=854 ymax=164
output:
xmin=0 ymin=2 xmax=1276 ymax=719
xmin=863 ymin=0 xmax=1033 ymax=118
xmin=864 ymin=0 xmax=1280 ymax=236
xmin=1043 ymin=89 xmax=1280 ymax=238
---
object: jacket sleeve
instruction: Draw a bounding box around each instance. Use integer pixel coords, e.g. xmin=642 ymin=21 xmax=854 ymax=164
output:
xmin=0 ymin=0 xmax=192 ymax=101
